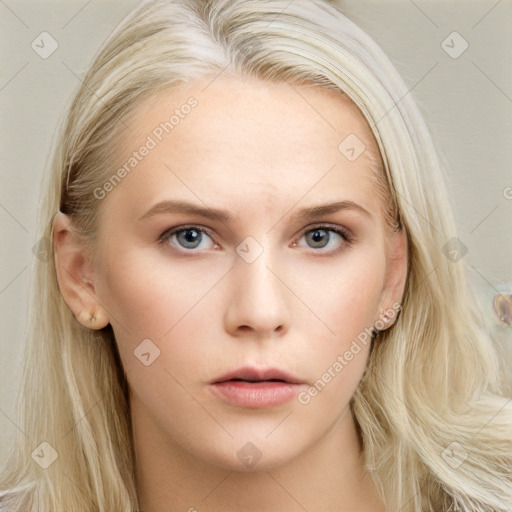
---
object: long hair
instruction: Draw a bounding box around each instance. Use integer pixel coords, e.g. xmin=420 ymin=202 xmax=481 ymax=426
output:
xmin=1 ymin=1 xmax=510 ymax=510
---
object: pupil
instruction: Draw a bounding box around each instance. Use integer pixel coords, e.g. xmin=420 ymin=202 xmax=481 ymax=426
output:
xmin=310 ymin=229 xmax=328 ymax=247
xmin=185 ymin=230 xmax=197 ymax=242
xmin=180 ymin=229 xmax=200 ymax=247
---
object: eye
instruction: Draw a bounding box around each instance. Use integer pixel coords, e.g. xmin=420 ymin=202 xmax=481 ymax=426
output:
xmin=297 ymin=225 xmax=352 ymax=252
xmin=158 ymin=224 xmax=352 ymax=253
xmin=158 ymin=225 xmax=217 ymax=251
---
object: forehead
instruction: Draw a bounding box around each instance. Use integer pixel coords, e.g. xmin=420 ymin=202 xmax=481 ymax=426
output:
xmin=105 ymin=75 xmax=384 ymax=221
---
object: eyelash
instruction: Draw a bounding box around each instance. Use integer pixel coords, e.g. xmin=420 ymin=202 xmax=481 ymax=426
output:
xmin=157 ymin=224 xmax=354 ymax=254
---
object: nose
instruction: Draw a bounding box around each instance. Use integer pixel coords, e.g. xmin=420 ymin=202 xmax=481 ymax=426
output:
xmin=223 ymin=247 xmax=291 ymax=340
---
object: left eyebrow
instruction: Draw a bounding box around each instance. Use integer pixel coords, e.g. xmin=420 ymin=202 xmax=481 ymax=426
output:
xmin=294 ymin=200 xmax=372 ymax=221
xmin=138 ymin=199 xmax=372 ymax=223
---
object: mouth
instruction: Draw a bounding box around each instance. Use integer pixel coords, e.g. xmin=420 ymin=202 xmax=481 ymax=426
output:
xmin=212 ymin=367 xmax=303 ymax=385
xmin=210 ymin=366 xmax=305 ymax=408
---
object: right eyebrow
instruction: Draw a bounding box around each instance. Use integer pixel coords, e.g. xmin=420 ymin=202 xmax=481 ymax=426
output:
xmin=139 ymin=199 xmax=233 ymax=223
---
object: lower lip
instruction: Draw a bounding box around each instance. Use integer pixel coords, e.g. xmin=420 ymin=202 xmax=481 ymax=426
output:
xmin=211 ymin=381 xmax=302 ymax=408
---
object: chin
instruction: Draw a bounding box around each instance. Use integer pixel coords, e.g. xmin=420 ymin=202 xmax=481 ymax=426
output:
xmin=191 ymin=434 xmax=302 ymax=473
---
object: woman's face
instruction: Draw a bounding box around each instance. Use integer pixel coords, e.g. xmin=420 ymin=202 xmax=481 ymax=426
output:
xmin=57 ymin=75 xmax=406 ymax=471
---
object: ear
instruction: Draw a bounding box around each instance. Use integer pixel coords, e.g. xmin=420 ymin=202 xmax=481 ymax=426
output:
xmin=376 ymin=227 xmax=408 ymax=331
xmin=52 ymin=212 xmax=109 ymax=330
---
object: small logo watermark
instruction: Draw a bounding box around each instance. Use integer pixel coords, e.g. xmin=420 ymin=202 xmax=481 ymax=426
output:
xmin=338 ymin=134 xmax=366 ymax=161
xmin=442 ymin=237 xmax=468 ymax=263
xmin=32 ymin=237 xmax=52 ymax=262
xmin=134 ymin=339 xmax=161 ymax=366
xmin=31 ymin=441 xmax=58 ymax=469
xmin=237 ymin=442 xmax=262 ymax=468
xmin=442 ymin=441 xmax=468 ymax=469
xmin=31 ymin=32 xmax=58 ymax=59
xmin=441 ymin=32 xmax=469 ymax=59
xmin=236 ymin=236 xmax=264 ymax=263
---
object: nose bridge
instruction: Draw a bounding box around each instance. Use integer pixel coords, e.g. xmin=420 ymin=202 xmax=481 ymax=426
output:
xmin=225 ymin=236 xmax=290 ymax=336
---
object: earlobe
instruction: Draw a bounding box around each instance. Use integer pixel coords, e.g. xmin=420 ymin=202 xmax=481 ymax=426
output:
xmin=52 ymin=211 xmax=109 ymax=330
xmin=375 ymin=302 xmax=403 ymax=332
xmin=77 ymin=309 xmax=110 ymax=330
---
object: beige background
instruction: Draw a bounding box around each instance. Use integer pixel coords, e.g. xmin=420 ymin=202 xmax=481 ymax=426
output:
xmin=1 ymin=0 xmax=511 ymax=462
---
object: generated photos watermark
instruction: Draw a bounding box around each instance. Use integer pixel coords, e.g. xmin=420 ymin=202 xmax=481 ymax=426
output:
xmin=298 ymin=302 xmax=402 ymax=405
xmin=93 ymin=96 xmax=198 ymax=200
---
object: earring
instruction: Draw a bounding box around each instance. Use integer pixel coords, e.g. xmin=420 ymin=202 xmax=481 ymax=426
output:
xmin=77 ymin=309 xmax=108 ymax=329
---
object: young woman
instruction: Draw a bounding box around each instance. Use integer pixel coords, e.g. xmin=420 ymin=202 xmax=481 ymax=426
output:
xmin=1 ymin=1 xmax=510 ymax=511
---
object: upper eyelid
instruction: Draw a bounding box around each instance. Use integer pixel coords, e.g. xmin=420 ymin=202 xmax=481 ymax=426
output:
xmin=162 ymin=223 xmax=347 ymax=236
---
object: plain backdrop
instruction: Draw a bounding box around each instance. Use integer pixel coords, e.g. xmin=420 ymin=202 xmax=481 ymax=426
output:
xmin=1 ymin=0 xmax=511 ymax=463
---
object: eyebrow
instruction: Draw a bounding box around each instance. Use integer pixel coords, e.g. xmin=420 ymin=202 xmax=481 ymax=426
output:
xmin=139 ymin=199 xmax=372 ymax=223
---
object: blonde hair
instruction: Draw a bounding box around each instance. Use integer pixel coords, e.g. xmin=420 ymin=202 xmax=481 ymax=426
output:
xmin=1 ymin=1 xmax=510 ymax=510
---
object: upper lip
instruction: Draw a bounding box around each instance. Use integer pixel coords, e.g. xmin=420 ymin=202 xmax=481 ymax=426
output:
xmin=211 ymin=366 xmax=303 ymax=384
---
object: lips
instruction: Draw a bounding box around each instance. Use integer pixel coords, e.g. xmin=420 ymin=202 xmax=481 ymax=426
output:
xmin=211 ymin=366 xmax=303 ymax=385
xmin=210 ymin=366 xmax=305 ymax=408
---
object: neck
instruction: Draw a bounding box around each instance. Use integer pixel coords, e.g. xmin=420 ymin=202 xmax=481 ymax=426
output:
xmin=132 ymin=398 xmax=386 ymax=512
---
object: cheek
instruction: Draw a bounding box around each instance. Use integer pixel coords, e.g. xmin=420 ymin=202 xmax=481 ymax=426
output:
xmin=96 ymin=244 xmax=232 ymax=376
xmin=290 ymin=250 xmax=386 ymax=400
xmin=99 ymin=246 xmax=219 ymax=330
xmin=293 ymin=248 xmax=386 ymax=341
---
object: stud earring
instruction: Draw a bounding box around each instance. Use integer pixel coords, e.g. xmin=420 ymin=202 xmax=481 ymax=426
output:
xmin=78 ymin=309 xmax=108 ymax=329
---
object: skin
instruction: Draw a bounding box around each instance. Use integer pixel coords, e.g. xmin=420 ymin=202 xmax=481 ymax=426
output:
xmin=53 ymin=75 xmax=407 ymax=512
